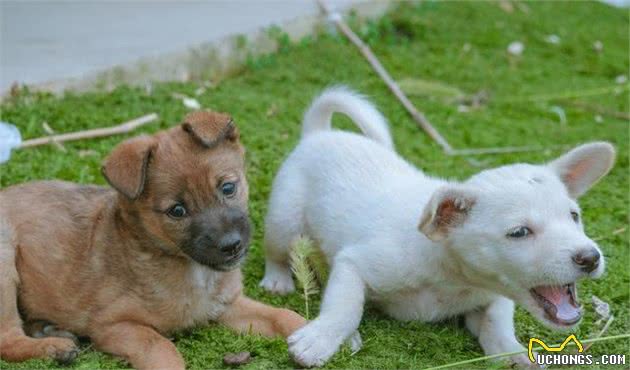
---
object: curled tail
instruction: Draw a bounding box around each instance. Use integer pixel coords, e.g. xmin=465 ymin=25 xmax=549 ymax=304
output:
xmin=301 ymin=86 xmax=394 ymax=149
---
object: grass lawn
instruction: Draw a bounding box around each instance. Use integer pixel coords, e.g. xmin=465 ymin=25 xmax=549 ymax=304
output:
xmin=1 ymin=1 xmax=628 ymax=369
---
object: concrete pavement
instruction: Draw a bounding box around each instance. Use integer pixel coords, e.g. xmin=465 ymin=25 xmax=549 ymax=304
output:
xmin=0 ymin=0 xmax=384 ymax=94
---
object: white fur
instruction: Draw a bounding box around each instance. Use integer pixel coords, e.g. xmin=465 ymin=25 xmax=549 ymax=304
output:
xmin=301 ymin=86 xmax=394 ymax=149
xmin=261 ymin=87 xmax=615 ymax=367
xmin=182 ymin=262 xmax=236 ymax=328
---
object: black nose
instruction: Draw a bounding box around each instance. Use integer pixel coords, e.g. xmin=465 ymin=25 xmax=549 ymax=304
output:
xmin=219 ymin=236 xmax=242 ymax=255
xmin=572 ymin=248 xmax=600 ymax=273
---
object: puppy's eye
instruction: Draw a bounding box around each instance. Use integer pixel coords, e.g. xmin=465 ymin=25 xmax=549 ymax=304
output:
xmin=571 ymin=211 xmax=580 ymax=223
xmin=507 ymin=226 xmax=532 ymax=238
xmin=221 ymin=182 xmax=237 ymax=197
xmin=167 ymin=204 xmax=187 ymax=218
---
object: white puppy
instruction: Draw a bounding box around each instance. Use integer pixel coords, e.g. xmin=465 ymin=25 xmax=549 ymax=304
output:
xmin=260 ymin=87 xmax=615 ymax=367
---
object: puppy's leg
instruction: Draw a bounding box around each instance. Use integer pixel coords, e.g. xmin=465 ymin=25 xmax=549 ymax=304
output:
xmin=259 ymin=249 xmax=295 ymax=296
xmin=218 ymin=295 xmax=306 ymax=338
xmin=288 ymin=252 xmax=365 ymax=367
xmin=90 ymin=322 xmax=184 ymax=370
xmin=0 ymin=226 xmax=78 ymax=364
xmin=260 ymin=169 xmax=309 ymax=295
xmin=465 ymin=297 xmax=534 ymax=367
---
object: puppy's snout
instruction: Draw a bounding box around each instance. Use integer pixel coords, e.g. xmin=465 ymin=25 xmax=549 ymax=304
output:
xmin=186 ymin=206 xmax=251 ymax=269
xmin=572 ymin=247 xmax=600 ymax=273
xmin=219 ymin=233 xmax=242 ymax=255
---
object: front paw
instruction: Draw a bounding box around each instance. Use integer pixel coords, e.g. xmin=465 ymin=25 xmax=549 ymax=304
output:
xmin=288 ymin=322 xmax=343 ymax=367
xmin=346 ymin=331 xmax=362 ymax=354
xmin=41 ymin=337 xmax=79 ymax=365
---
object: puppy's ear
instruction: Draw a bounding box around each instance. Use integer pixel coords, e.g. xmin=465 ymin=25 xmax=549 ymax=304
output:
xmin=419 ymin=185 xmax=477 ymax=242
xmin=181 ymin=111 xmax=238 ymax=148
xmin=102 ymin=135 xmax=156 ymax=200
xmin=548 ymin=142 xmax=615 ymax=198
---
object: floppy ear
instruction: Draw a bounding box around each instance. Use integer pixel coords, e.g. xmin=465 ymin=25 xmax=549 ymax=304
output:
xmin=418 ymin=185 xmax=477 ymax=242
xmin=548 ymin=142 xmax=615 ymax=198
xmin=101 ymin=135 xmax=156 ymax=200
xmin=181 ymin=111 xmax=238 ymax=148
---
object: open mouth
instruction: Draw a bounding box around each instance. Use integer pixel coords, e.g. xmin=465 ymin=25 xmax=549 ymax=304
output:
xmin=530 ymin=282 xmax=582 ymax=326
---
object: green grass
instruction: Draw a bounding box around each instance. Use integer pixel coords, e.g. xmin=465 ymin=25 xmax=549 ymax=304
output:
xmin=1 ymin=1 xmax=628 ymax=369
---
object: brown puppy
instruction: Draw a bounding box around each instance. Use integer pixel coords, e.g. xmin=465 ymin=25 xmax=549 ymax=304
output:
xmin=0 ymin=112 xmax=306 ymax=369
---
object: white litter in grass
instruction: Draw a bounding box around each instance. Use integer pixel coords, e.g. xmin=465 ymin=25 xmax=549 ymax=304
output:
xmin=507 ymin=41 xmax=524 ymax=56
xmin=182 ymin=97 xmax=201 ymax=110
xmin=0 ymin=122 xmax=22 ymax=163
xmin=593 ymin=40 xmax=604 ymax=52
xmin=172 ymin=92 xmax=202 ymax=110
xmin=591 ymin=295 xmax=611 ymax=323
xmin=545 ymin=34 xmax=561 ymax=44
xmin=595 ymin=115 xmax=604 ymax=123
xmin=550 ymin=106 xmax=567 ymax=124
xmin=615 ymin=75 xmax=628 ymax=84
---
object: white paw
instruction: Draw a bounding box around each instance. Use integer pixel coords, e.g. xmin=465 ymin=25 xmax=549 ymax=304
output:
xmin=346 ymin=331 xmax=362 ymax=354
xmin=288 ymin=322 xmax=343 ymax=367
xmin=259 ymin=270 xmax=295 ymax=295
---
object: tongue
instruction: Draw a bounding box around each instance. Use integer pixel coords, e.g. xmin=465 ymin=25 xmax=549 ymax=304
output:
xmin=536 ymin=286 xmax=581 ymax=322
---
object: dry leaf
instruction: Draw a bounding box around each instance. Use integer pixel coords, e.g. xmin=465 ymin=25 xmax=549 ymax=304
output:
xmin=223 ymin=352 xmax=251 ymax=366
xmin=499 ymin=1 xmax=514 ymax=13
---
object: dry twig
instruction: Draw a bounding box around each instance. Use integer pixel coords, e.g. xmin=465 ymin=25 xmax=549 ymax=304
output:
xmin=315 ymin=0 xmax=453 ymax=154
xmin=20 ymin=113 xmax=159 ymax=148
xmin=41 ymin=122 xmax=67 ymax=152
xmin=565 ymin=100 xmax=630 ymax=121
xmin=315 ymin=0 xmax=547 ymax=157
xmin=583 ymin=316 xmax=614 ymax=352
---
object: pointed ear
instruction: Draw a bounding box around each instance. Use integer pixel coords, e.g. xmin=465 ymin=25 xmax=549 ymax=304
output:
xmin=418 ymin=185 xmax=477 ymax=242
xmin=548 ymin=142 xmax=615 ymax=198
xmin=101 ymin=135 xmax=156 ymax=200
xmin=181 ymin=111 xmax=238 ymax=148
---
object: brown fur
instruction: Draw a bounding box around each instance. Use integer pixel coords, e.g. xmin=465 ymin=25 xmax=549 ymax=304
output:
xmin=0 ymin=112 xmax=306 ymax=369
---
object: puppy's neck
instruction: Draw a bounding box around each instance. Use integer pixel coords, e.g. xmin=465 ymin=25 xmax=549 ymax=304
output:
xmin=437 ymin=241 xmax=498 ymax=291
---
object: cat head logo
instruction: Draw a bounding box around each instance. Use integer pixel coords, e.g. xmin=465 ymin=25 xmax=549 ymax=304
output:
xmin=528 ymin=334 xmax=584 ymax=363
